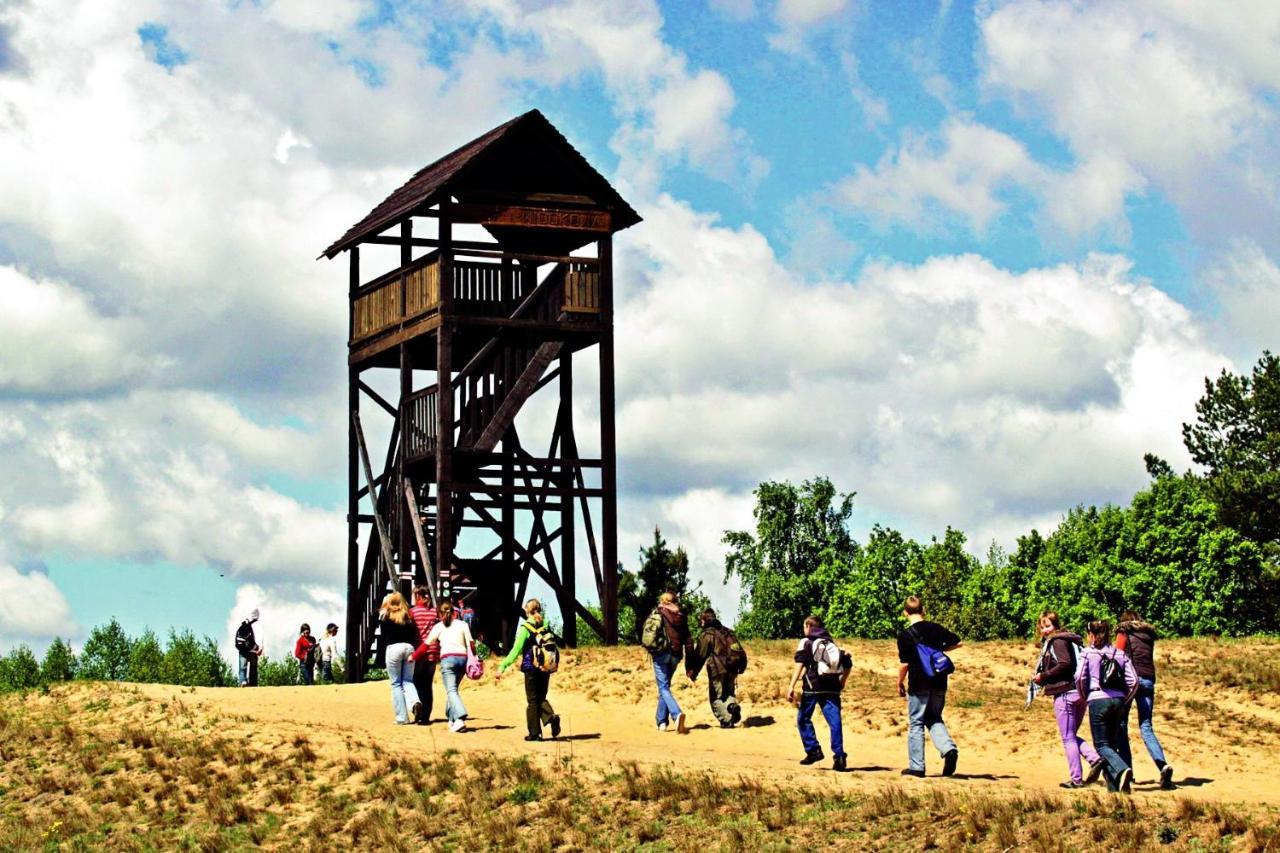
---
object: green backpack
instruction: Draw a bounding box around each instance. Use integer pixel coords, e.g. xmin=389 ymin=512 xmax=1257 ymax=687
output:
xmin=641 ymin=610 xmax=671 ymax=655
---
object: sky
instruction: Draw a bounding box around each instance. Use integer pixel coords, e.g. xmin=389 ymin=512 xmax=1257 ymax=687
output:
xmin=1 ymin=0 xmax=1278 ymax=662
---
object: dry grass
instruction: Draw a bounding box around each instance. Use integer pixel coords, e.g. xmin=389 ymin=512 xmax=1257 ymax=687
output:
xmin=5 ymin=641 xmax=1280 ymax=851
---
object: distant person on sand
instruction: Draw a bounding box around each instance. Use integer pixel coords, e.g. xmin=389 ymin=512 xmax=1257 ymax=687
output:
xmin=1115 ymin=610 xmax=1175 ymax=789
xmin=377 ymin=593 xmax=422 ymax=725
xmin=686 ymin=608 xmax=747 ymax=728
xmin=1032 ymin=611 xmax=1103 ymax=788
xmin=294 ymin=624 xmax=317 ymax=686
xmin=234 ymin=609 xmax=261 ymax=687
xmin=425 ymin=600 xmax=477 ymax=732
xmin=496 ymin=598 xmax=562 ymax=742
xmin=787 ymin=614 xmax=850 ymax=772
xmin=1081 ymin=619 xmax=1139 ymax=793
xmin=641 ymin=591 xmax=692 ymax=734
xmin=896 ymin=596 xmax=961 ymax=778
xmin=409 ymin=587 xmax=439 ymax=724
xmin=319 ymin=623 xmax=340 ymax=683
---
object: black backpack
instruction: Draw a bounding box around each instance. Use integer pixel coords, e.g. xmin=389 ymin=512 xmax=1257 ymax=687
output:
xmin=1099 ymin=652 xmax=1127 ymax=692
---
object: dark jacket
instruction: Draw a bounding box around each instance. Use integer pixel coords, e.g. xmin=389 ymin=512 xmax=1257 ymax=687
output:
xmin=1116 ymin=621 xmax=1158 ymax=681
xmin=234 ymin=621 xmax=257 ymax=659
xmin=794 ymin=628 xmax=846 ymax=694
xmin=687 ymin=620 xmax=739 ymax=680
xmin=1037 ymin=631 xmax=1083 ymax=697
xmin=656 ymin=603 xmax=692 ymax=663
xmin=378 ymin=616 xmax=421 ymax=657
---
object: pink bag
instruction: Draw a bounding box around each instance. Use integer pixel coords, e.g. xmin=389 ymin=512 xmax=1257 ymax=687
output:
xmin=465 ymin=648 xmax=484 ymax=680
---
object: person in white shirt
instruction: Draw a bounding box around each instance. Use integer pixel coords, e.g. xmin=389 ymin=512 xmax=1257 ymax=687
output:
xmin=425 ymin=600 xmax=476 ymax=732
xmin=319 ymin=623 xmax=340 ymax=683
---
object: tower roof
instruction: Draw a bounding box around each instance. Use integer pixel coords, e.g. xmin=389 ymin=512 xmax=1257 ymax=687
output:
xmin=322 ymin=109 xmax=641 ymax=259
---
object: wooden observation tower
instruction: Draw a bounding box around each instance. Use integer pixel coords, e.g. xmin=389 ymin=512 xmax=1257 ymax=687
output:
xmin=322 ymin=110 xmax=640 ymax=681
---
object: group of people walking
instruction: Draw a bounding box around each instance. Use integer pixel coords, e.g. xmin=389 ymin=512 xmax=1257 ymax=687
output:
xmin=361 ymin=588 xmax=1174 ymax=794
xmin=232 ymin=610 xmax=339 ymax=687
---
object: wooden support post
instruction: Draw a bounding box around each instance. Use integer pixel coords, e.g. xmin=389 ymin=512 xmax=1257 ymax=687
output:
xmin=501 ymin=432 xmax=516 ymax=641
xmin=559 ymin=352 xmax=578 ymax=647
xmin=353 ymin=411 xmax=397 ymax=608
xmin=403 ymin=477 xmax=438 ymax=607
xmin=346 ymin=247 xmax=361 ymax=682
xmin=599 ymin=234 xmax=618 ymax=644
xmin=436 ymin=210 xmax=454 ymax=599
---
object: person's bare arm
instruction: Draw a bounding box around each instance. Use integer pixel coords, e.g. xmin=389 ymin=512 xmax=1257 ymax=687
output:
xmin=786 ymin=662 xmax=805 ymax=704
xmin=897 ymin=663 xmax=909 ymax=697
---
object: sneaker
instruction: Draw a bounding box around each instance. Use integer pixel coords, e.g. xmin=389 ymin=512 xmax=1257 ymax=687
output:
xmin=833 ymin=754 xmax=847 ymax=773
xmin=1117 ymin=768 xmax=1133 ymax=793
xmin=900 ymin=768 xmax=925 ymax=778
xmin=1084 ymin=759 xmax=1105 ymax=785
xmin=549 ymin=715 xmax=561 ymax=739
xmin=799 ymin=750 xmax=824 ymax=766
xmin=719 ymin=722 xmax=735 ymax=729
xmin=657 ymin=722 xmax=668 ymax=732
xmin=1059 ymin=781 xmax=1087 ymax=789
xmin=942 ymin=749 xmax=958 ymax=777
xmin=1160 ymin=764 xmax=1175 ymax=790
xmin=524 ymin=734 xmax=542 ymax=742
xmin=729 ymin=703 xmax=742 ymax=726
xmin=676 ymin=712 xmax=688 ymax=735
xmin=449 ymin=718 xmax=465 ymax=733
xmin=411 ymin=701 xmax=422 ymax=723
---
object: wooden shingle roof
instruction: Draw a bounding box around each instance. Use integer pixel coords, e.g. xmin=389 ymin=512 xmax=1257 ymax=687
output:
xmin=322 ymin=109 xmax=640 ymax=259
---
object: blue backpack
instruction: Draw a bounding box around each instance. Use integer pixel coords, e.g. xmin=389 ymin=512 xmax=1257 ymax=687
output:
xmin=908 ymin=625 xmax=955 ymax=678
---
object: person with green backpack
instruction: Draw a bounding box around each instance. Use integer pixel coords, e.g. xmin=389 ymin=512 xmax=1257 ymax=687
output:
xmin=686 ymin=608 xmax=748 ymax=728
xmin=641 ymin=591 xmax=693 ymax=734
xmin=496 ymin=598 xmax=562 ymax=742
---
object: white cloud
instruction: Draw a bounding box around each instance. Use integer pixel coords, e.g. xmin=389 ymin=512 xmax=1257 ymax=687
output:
xmin=1204 ymin=241 xmax=1280 ymax=360
xmin=0 ymin=563 xmax=79 ymax=649
xmin=770 ymin=0 xmax=854 ymax=52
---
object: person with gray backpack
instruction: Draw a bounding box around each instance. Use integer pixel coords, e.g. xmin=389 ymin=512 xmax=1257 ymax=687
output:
xmin=686 ymin=608 xmax=748 ymax=728
xmin=641 ymin=591 xmax=692 ymax=734
xmin=787 ymin=614 xmax=851 ymax=772
xmin=495 ymin=598 xmax=562 ymax=742
xmin=896 ymin=595 xmax=961 ymax=778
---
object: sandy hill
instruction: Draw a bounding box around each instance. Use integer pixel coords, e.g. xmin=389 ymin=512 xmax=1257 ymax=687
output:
xmin=3 ymin=637 xmax=1279 ymax=850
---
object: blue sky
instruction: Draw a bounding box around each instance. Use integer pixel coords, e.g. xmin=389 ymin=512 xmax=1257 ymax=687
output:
xmin=1 ymin=0 xmax=1277 ymax=659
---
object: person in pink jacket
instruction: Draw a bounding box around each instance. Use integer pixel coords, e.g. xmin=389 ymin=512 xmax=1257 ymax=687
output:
xmin=1031 ymin=612 xmax=1103 ymax=788
xmin=1080 ymin=620 xmax=1138 ymax=793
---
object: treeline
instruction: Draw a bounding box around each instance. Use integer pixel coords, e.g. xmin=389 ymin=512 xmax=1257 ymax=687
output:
xmin=725 ymin=353 xmax=1280 ymax=641
xmin=0 ymin=618 xmax=337 ymax=693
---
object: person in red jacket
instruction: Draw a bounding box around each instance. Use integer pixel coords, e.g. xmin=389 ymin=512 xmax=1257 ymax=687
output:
xmin=294 ymin=624 xmax=318 ymax=686
xmin=409 ymin=586 xmax=439 ymax=724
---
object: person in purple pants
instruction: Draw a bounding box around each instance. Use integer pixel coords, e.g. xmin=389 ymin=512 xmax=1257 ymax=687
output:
xmin=1032 ymin=611 xmax=1104 ymax=788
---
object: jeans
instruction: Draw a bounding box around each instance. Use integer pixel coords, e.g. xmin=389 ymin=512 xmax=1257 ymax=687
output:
xmin=1053 ymin=692 xmax=1100 ymax=783
xmin=652 ymin=652 xmax=683 ymax=726
xmin=412 ymin=660 xmax=436 ymax=723
xmin=708 ymin=674 xmax=738 ymax=726
xmin=385 ymin=642 xmax=420 ymax=724
xmin=322 ymin=660 xmax=334 ymax=683
xmin=798 ymin=692 xmax=843 ymax=758
xmin=524 ymin=670 xmax=555 ymax=737
xmin=1129 ymin=678 xmax=1167 ymax=769
xmin=907 ymin=688 xmax=957 ymax=772
xmin=1087 ymin=697 xmax=1132 ymax=791
xmin=300 ymin=659 xmax=315 ymax=685
xmin=440 ymin=657 xmax=468 ymax=722
xmin=238 ymin=654 xmax=257 ymax=687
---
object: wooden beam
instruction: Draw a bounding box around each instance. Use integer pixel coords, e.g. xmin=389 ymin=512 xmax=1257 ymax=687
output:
xmin=353 ymin=411 xmax=397 ymax=602
xmin=357 ymin=381 xmax=398 ymax=418
xmin=403 ymin=477 xmax=438 ymax=607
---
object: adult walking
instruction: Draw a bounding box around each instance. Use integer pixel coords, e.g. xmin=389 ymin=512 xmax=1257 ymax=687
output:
xmin=786 ymin=614 xmax=850 ymax=771
xmin=686 ymin=608 xmax=746 ymax=728
xmin=319 ymin=623 xmax=340 ymax=683
xmin=641 ymin=591 xmax=692 ymax=734
xmin=294 ymin=624 xmax=317 ymax=686
xmin=496 ymin=598 xmax=562 ymax=742
xmin=1081 ymin=619 xmax=1139 ymax=793
xmin=1116 ymin=611 xmax=1175 ymax=789
xmin=425 ymin=600 xmax=476 ymax=732
xmin=896 ymin=595 xmax=961 ymax=778
xmin=234 ymin=609 xmax=261 ymax=687
xmin=1031 ymin=611 xmax=1103 ymax=788
xmin=409 ymin=587 xmax=439 ymax=725
xmin=377 ymin=593 xmax=422 ymax=726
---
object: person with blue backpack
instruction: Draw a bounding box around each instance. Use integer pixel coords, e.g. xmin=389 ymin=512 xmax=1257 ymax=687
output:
xmin=1031 ymin=611 xmax=1104 ymax=788
xmin=1080 ymin=619 xmax=1139 ymax=793
xmin=896 ymin=595 xmax=961 ymax=778
xmin=495 ymin=598 xmax=562 ymax=742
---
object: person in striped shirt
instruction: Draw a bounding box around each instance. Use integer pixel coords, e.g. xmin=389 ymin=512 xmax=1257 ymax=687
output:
xmin=410 ymin=586 xmax=439 ymax=725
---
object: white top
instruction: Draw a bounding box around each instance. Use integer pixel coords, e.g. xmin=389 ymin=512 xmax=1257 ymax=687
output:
xmin=319 ymin=634 xmax=340 ymax=662
xmin=426 ymin=618 xmax=474 ymax=658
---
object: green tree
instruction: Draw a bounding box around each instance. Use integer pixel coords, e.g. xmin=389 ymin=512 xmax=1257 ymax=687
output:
xmin=620 ymin=528 xmax=708 ymax=640
xmin=724 ymin=478 xmax=858 ymax=638
xmin=258 ymin=655 xmax=301 ymax=686
xmin=127 ymin=630 xmax=165 ymax=683
xmin=160 ymin=629 xmax=232 ymax=687
xmin=0 ymin=646 xmax=43 ymax=692
xmin=76 ymin=618 xmax=132 ymax=681
xmin=40 ymin=637 xmax=77 ymax=683
xmin=825 ymin=525 xmax=918 ymax=638
xmin=1182 ymin=351 xmax=1280 ymax=558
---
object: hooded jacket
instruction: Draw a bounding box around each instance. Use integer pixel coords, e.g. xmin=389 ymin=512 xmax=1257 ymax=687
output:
xmin=1036 ymin=631 xmax=1083 ymax=697
xmin=656 ymin=601 xmax=692 ymax=663
xmin=1116 ymin=620 xmax=1158 ymax=681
